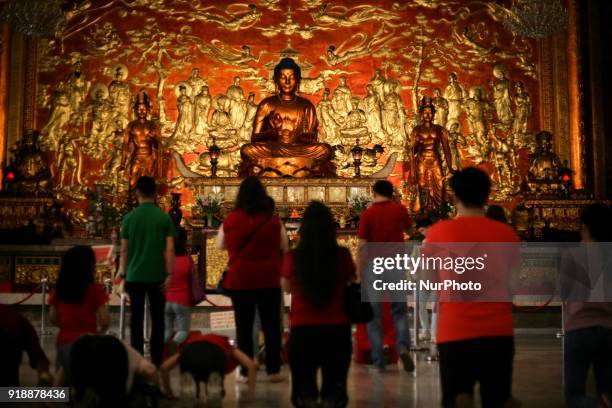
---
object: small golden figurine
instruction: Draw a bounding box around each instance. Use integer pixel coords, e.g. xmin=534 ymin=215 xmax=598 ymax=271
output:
xmin=526 ymin=131 xmax=563 ymax=196
xmin=11 ymin=130 xmax=52 ymax=196
xmin=120 ymin=90 xmax=162 ymax=189
xmin=409 ymin=97 xmax=455 ymax=213
xmin=239 ymin=58 xmax=335 ymax=177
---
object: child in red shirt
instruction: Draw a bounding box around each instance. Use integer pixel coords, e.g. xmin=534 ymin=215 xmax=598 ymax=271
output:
xmin=164 ymin=228 xmax=193 ymax=348
xmin=160 ymin=331 xmax=256 ymax=403
xmin=49 ymin=245 xmax=109 ymax=385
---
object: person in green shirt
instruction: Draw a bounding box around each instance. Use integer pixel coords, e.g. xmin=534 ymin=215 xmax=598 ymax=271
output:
xmin=118 ymin=176 xmax=176 ymax=366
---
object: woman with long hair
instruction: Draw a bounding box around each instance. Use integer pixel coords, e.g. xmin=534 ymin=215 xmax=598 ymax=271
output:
xmin=49 ymin=245 xmax=109 ymax=385
xmin=216 ymin=176 xmax=288 ymax=382
xmin=281 ymin=201 xmax=356 ymax=408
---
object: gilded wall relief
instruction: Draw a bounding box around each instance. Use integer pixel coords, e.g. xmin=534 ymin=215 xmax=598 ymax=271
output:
xmin=29 ymin=0 xmax=547 ymax=216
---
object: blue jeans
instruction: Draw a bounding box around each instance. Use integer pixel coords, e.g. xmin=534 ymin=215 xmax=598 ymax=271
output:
xmin=366 ymin=301 xmax=411 ymax=368
xmin=564 ymin=326 xmax=612 ymax=408
xmin=164 ymin=302 xmax=191 ymax=344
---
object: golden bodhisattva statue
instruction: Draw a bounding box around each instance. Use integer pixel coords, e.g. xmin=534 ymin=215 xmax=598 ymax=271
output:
xmin=239 ymin=58 xmax=335 ymax=177
xmin=409 ymin=97 xmax=455 ymax=213
xmin=120 ymin=90 xmax=162 ymax=188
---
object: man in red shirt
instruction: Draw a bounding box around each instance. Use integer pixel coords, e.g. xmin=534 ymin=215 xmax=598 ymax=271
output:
xmin=358 ymin=180 xmax=414 ymax=372
xmin=424 ymin=167 xmax=520 ymax=408
xmin=0 ymin=305 xmax=52 ymax=386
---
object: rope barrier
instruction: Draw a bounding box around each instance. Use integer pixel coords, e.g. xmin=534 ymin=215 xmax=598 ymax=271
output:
xmin=7 ymin=292 xmax=36 ymax=305
xmin=203 ymin=297 xmax=233 ymax=309
xmin=513 ymin=294 xmax=555 ymax=312
xmin=2 ymin=283 xmax=41 ymax=306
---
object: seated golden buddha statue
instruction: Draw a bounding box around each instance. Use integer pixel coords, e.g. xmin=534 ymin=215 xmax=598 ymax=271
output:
xmin=526 ymin=131 xmax=563 ymax=195
xmin=11 ymin=129 xmax=52 ymax=196
xmin=239 ymin=58 xmax=335 ymax=177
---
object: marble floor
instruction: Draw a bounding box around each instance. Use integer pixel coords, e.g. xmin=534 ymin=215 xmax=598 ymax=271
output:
xmin=16 ymin=331 xmax=565 ymax=408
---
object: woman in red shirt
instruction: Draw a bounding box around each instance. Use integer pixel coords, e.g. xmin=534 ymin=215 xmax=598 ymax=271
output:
xmin=164 ymin=228 xmax=193 ymax=348
xmin=282 ymin=201 xmax=356 ymax=408
xmin=49 ymin=245 xmax=109 ymax=385
xmin=217 ymin=176 xmax=288 ymax=382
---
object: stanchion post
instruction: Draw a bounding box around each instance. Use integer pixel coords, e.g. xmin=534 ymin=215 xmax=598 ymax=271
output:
xmin=40 ymin=276 xmax=51 ymax=336
xmin=413 ymin=287 xmax=420 ymax=349
xmin=119 ymin=293 xmax=126 ymax=341
xmin=143 ymin=295 xmax=150 ymax=343
xmin=104 ymin=277 xmax=112 ymax=294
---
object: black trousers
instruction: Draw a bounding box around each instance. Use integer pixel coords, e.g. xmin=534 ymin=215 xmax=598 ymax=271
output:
xmin=438 ymin=336 xmax=514 ymax=408
xmin=230 ymin=287 xmax=282 ymax=375
xmin=125 ymin=281 xmax=166 ymax=366
xmin=288 ymin=325 xmax=352 ymax=408
xmin=564 ymin=326 xmax=612 ymax=406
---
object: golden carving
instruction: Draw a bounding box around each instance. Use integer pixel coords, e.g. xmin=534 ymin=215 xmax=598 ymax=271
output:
xmin=40 ymin=90 xmax=70 ymax=152
xmin=102 ymin=122 xmax=126 ymax=192
xmin=11 ymin=130 xmax=52 ymax=196
xmin=170 ymin=82 xmax=194 ymax=154
xmin=526 ymin=131 xmax=563 ymax=196
xmin=56 ymin=133 xmax=83 ymax=189
xmin=323 ymin=23 xmax=398 ymax=67
xmin=463 ymin=86 xmax=493 ymax=163
xmin=163 ymin=3 xmax=261 ymax=31
xmin=0 ymin=198 xmax=53 ymax=229
xmin=107 ymin=64 xmax=131 ymax=131
xmin=490 ymin=130 xmax=519 ymax=199
xmin=311 ymin=4 xmax=401 ymax=27
xmin=178 ymin=30 xmax=263 ymax=67
xmin=512 ymin=81 xmax=532 ymax=148
xmin=432 ymin=88 xmax=448 ymax=129
xmin=491 ymin=64 xmax=514 ymax=129
xmin=64 ymin=60 xmax=91 ymax=126
xmin=194 ymin=85 xmax=212 ymax=136
xmin=85 ymin=22 xmax=122 ymax=56
xmin=443 ymin=72 xmax=465 ymax=133
xmin=260 ymin=6 xmax=330 ymax=40
xmin=87 ymin=83 xmax=113 ymax=156
xmin=381 ymin=79 xmax=406 ymax=153
xmin=208 ymin=96 xmax=239 ymax=149
xmin=15 ymin=263 xmax=60 ymax=285
xmin=120 ymin=90 xmax=162 ymax=189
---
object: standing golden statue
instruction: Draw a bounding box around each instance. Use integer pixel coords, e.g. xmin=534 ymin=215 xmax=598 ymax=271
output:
xmin=194 ymin=85 xmax=212 ymax=136
xmin=239 ymin=58 xmax=335 ymax=177
xmin=512 ymin=81 xmax=532 ymax=146
xmin=432 ymin=88 xmax=448 ymax=128
xmin=316 ymin=87 xmax=342 ymax=145
xmin=463 ymin=86 xmax=492 ymax=162
xmin=120 ymin=90 xmax=163 ymax=189
xmin=57 ymin=133 xmax=83 ymax=189
xmin=108 ymin=64 xmax=131 ymax=130
xmin=363 ymin=84 xmax=383 ymax=142
xmin=41 ymin=90 xmax=71 ymax=152
xmin=491 ymin=64 xmax=513 ymax=129
xmin=409 ymin=97 xmax=455 ymax=213
xmin=171 ymin=83 xmax=194 ymax=152
xmin=443 ymin=72 xmax=464 ymax=132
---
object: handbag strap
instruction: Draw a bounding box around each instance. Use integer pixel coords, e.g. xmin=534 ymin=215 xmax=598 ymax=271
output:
xmin=234 ymin=214 xmax=274 ymax=257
